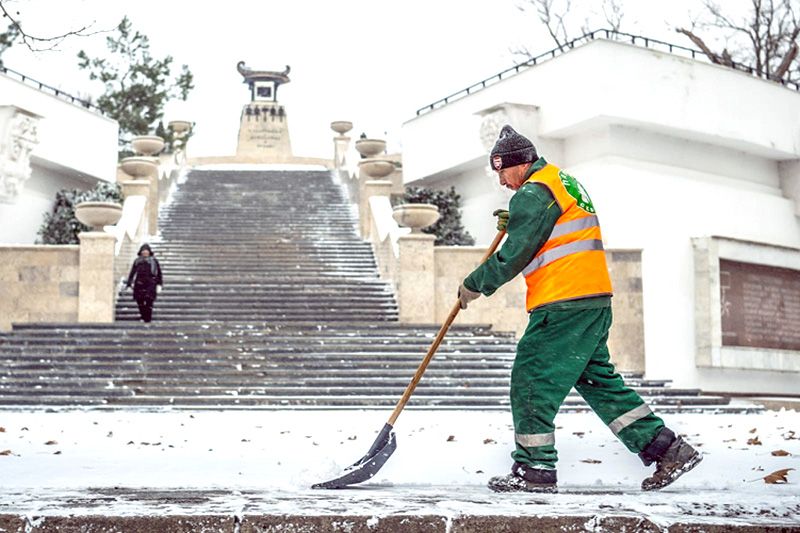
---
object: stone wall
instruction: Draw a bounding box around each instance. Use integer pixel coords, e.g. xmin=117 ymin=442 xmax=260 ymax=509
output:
xmin=0 ymin=245 xmax=80 ymax=331
xmin=433 ymin=246 xmax=645 ymax=372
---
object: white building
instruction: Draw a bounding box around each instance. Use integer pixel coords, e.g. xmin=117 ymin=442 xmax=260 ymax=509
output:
xmin=0 ymin=67 xmax=118 ymax=244
xmin=401 ymin=35 xmax=800 ymax=396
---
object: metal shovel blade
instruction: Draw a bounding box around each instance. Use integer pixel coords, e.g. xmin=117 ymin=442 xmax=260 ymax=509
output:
xmin=312 ymin=423 xmax=397 ymax=489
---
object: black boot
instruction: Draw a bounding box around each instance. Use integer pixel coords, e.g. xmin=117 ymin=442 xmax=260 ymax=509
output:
xmin=639 ymin=427 xmax=702 ymax=491
xmin=487 ymin=461 xmax=557 ymax=493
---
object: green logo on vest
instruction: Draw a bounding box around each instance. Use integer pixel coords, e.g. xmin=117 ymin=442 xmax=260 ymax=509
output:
xmin=558 ymin=171 xmax=595 ymax=214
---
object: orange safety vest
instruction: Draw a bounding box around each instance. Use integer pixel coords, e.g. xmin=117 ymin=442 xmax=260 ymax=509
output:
xmin=522 ymin=163 xmax=613 ymax=311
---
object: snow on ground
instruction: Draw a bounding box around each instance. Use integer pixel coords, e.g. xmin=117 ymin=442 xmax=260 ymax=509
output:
xmin=0 ymin=408 xmax=798 ymax=525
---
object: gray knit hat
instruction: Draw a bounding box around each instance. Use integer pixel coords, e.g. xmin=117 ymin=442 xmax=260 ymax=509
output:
xmin=489 ymin=125 xmax=537 ymax=171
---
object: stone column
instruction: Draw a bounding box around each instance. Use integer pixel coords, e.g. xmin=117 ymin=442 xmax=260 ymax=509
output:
xmin=121 ymin=180 xmax=150 ymax=238
xmin=334 ymin=135 xmax=351 ymax=170
xmin=78 ymin=232 xmax=117 ymax=323
xmin=119 ymin=157 xmax=158 ymax=237
xmin=779 ymin=160 xmax=800 ymax=216
xmin=361 ymin=180 xmax=393 ymax=241
xmin=148 ymin=170 xmax=159 ymax=236
xmin=397 ymin=233 xmax=436 ymax=323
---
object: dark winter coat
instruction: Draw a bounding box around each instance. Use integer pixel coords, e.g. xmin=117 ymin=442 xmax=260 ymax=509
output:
xmin=126 ymin=245 xmax=163 ymax=302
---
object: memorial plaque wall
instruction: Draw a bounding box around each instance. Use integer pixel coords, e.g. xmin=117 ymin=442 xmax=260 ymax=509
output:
xmin=719 ymin=259 xmax=800 ymax=351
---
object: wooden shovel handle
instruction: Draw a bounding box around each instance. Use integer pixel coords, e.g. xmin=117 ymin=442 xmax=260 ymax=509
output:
xmin=387 ymin=229 xmax=507 ymax=426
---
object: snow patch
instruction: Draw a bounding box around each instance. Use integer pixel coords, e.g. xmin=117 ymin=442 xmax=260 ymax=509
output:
xmin=193 ymin=164 xmax=328 ymax=171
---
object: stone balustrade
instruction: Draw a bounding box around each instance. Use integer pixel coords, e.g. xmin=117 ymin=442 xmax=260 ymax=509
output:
xmin=0 ymin=128 xmax=190 ymax=331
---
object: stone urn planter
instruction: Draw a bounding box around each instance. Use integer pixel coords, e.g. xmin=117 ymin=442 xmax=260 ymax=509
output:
xmin=75 ymin=201 xmax=123 ymax=230
xmin=120 ymin=156 xmax=158 ymax=179
xmin=168 ymin=120 xmax=192 ymax=134
xmin=131 ymin=135 xmax=165 ymax=156
xmin=355 ymin=138 xmax=386 ymax=158
xmin=392 ymin=203 xmax=440 ymax=233
xmin=331 ymin=121 xmax=353 ymax=135
xmin=358 ymin=158 xmax=395 ymax=179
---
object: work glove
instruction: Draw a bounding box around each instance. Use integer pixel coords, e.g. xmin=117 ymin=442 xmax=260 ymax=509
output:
xmin=493 ymin=209 xmax=510 ymax=232
xmin=458 ymin=282 xmax=481 ymax=310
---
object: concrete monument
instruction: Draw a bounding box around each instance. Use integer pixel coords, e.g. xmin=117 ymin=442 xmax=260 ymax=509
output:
xmin=236 ymin=61 xmax=293 ymax=159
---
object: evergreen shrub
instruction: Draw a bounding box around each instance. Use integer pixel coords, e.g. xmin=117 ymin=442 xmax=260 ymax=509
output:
xmin=401 ymin=186 xmax=475 ymax=246
xmin=37 ymin=181 xmax=123 ymax=244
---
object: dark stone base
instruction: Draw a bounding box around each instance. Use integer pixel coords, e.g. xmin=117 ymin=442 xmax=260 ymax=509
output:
xmin=0 ymin=514 xmax=25 ymax=533
xmin=6 ymin=514 xmax=798 ymax=532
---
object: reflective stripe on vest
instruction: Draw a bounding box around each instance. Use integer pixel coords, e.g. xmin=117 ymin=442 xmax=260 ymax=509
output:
xmin=523 ymin=164 xmax=612 ymax=311
xmin=522 ymin=239 xmax=604 ymax=276
xmin=547 ymin=215 xmax=600 ymax=239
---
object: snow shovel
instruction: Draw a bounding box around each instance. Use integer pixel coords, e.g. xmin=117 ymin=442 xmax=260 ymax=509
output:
xmin=312 ymin=229 xmax=507 ymax=489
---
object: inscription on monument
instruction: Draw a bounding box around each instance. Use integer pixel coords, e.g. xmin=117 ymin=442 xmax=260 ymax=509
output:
xmin=720 ymin=259 xmax=800 ymax=351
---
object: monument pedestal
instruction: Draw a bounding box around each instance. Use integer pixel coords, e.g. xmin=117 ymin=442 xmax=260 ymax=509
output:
xmin=236 ymin=102 xmax=292 ymax=160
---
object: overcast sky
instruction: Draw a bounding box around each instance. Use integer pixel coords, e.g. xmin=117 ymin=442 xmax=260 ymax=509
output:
xmin=3 ymin=0 xmax=726 ymax=158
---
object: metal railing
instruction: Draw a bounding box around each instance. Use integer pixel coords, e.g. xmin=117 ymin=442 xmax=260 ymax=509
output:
xmin=0 ymin=64 xmax=106 ymax=115
xmin=416 ymin=29 xmax=800 ymax=116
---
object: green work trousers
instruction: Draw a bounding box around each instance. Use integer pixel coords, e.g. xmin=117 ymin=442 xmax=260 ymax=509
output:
xmin=511 ymin=303 xmax=664 ymax=469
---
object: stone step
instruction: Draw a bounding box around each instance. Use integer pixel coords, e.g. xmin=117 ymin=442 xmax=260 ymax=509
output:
xmin=113 ymin=314 xmax=400 ymax=322
xmin=1 ymin=331 xmax=511 ymax=342
xmin=113 ymin=300 xmax=398 ymax=309
xmin=0 ymin=339 xmax=510 ymax=351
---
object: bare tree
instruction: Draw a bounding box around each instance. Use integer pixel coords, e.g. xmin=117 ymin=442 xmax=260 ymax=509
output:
xmin=0 ymin=0 xmax=102 ymax=52
xmin=513 ymin=0 xmax=624 ymax=60
xmin=677 ymin=0 xmax=800 ymax=82
xmin=602 ymin=0 xmax=624 ymax=31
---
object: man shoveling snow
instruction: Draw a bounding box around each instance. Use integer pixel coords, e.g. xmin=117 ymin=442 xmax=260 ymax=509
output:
xmin=459 ymin=125 xmax=702 ymax=493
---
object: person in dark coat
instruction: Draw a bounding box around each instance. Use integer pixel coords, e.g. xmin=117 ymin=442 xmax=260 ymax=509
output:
xmin=125 ymin=243 xmax=163 ymax=323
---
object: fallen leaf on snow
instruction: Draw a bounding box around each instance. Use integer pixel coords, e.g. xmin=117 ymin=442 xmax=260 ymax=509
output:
xmin=747 ymin=436 xmax=762 ymax=446
xmin=44 ymin=440 xmax=57 ymax=446
xmin=0 ymin=450 xmax=12 ymax=456
xmin=784 ymin=431 xmax=797 ymax=440
xmin=475 ymin=470 xmax=484 ymax=474
xmin=53 ymin=451 xmax=61 ymax=455
xmin=723 ymin=438 xmax=736 ymax=443
xmin=483 ymin=438 xmax=496 ymax=444
xmin=764 ymin=468 xmax=794 ymax=484
xmin=347 ymin=435 xmax=357 ymax=441
xmin=581 ymin=458 xmax=602 ymax=464
xmin=771 ymin=450 xmax=791 ymax=457
xmin=446 ymin=435 xmax=455 ymax=442
xmin=749 ymin=428 xmax=757 ymax=434
xmin=573 ymin=432 xmax=585 ymax=438
xmin=0 ymin=427 xmax=5 ymax=432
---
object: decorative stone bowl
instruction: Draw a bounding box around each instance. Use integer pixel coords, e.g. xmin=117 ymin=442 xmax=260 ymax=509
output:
xmin=392 ymin=203 xmax=440 ymax=233
xmin=120 ymin=156 xmax=158 ymax=178
xmin=358 ymin=158 xmax=395 ymax=179
xmin=131 ymin=135 xmax=165 ymax=156
xmin=75 ymin=201 xmax=123 ymax=230
xmin=168 ymin=120 xmax=192 ymax=134
xmin=355 ymin=138 xmax=386 ymax=158
xmin=331 ymin=121 xmax=353 ymax=135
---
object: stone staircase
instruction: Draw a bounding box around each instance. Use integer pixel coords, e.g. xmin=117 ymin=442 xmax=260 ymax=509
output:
xmin=0 ymin=168 xmax=741 ymax=411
